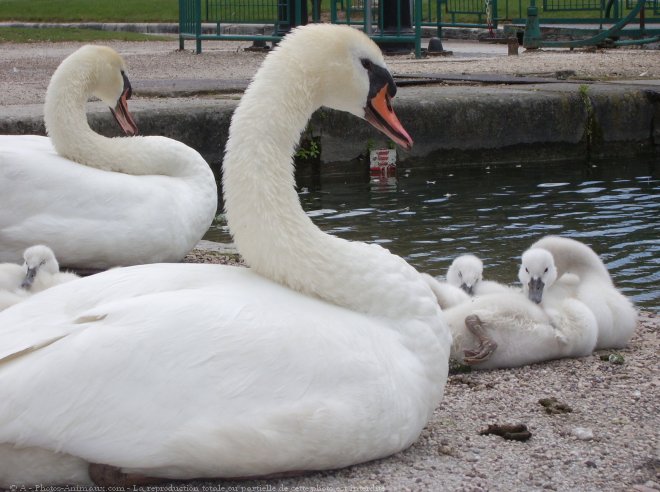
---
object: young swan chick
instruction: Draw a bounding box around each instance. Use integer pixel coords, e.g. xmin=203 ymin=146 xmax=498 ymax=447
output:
xmin=21 ymin=245 xmax=80 ymax=293
xmin=446 ymin=254 xmax=512 ymax=296
xmin=519 ymin=242 xmax=636 ymax=349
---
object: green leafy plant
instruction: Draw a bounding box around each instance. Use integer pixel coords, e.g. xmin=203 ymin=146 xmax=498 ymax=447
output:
xmin=295 ymin=138 xmax=320 ymax=160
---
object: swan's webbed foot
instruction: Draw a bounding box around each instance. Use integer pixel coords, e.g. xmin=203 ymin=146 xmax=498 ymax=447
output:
xmin=462 ymin=314 xmax=497 ymax=365
xmin=88 ymin=463 xmax=166 ymax=487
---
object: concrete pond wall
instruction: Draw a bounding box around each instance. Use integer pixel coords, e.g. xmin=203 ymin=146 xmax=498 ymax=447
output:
xmin=1 ymin=80 xmax=658 ymax=180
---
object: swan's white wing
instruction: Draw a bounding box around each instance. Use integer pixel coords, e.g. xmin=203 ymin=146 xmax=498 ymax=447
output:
xmin=0 ymin=264 xmax=229 ymax=362
xmin=0 ymin=264 xmax=428 ymax=476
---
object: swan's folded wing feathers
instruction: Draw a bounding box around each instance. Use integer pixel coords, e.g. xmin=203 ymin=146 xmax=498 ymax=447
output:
xmin=0 ymin=278 xmax=406 ymax=473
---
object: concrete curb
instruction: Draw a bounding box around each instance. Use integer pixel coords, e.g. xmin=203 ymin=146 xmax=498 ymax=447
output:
xmin=1 ymin=80 xmax=657 ymax=173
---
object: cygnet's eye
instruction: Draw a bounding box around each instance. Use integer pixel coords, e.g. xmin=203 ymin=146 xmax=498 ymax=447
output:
xmin=458 ymin=272 xmax=463 ymax=278
xmin=544 ymin=267 xmax=548 ymax=273
xmin=525 ymin=268 xmax=529 ymax=274
xmin=361 ymin=58 xmax=373 ymax=71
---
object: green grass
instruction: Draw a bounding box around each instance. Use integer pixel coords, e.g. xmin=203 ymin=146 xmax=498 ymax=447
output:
xmin=0 ymin=0 xmax=179 ymax=22
xmin=0 ymin=27 xmax=172 ymax=43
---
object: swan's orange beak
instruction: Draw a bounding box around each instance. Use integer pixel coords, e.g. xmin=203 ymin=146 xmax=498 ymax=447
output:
xmin=110 ymin=72 xmax=139 ymax=136
xmin=364 ymin=85 xmax=413 ymax=151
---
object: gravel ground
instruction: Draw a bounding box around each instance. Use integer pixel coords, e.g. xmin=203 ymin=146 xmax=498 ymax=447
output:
xmin=1 ymin=38 xmax=659 ymax=106
xmin=2 ymin=37 xmax=659 ymax=492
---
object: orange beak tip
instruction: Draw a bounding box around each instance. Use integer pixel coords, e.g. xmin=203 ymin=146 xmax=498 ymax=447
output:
xmin=365 ymin=85 xmax=413 ymax=154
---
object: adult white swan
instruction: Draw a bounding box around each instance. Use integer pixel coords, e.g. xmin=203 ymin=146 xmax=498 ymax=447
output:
xmin=0 ymin=45 xmax=217 ymax=269
xmin=0 ymin=25 xmax=450 ymax=486
xmin=519 ymin=236 xmax=637 ymax=349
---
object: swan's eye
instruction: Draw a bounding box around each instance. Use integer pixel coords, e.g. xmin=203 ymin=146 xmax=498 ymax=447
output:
xmin=544 ymin=267 xmax=548 ymax=273
xmin=525 ymin=268 xmax=529 ymax=274
xmin=361 ymin=59 xmax=373 ymax=71
xmin=458 ymin=272 xmax=462 ymax=278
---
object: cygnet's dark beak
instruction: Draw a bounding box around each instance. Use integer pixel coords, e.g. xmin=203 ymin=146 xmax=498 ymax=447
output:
xmin=527 ymin=277 xmax=545 ymax=304
xmin=461 ymin=283 xmax=474 ymax=296
xmin=21 ymin=267 xmax=38 ymax=290
xmin=110 ymin=71 xmax=139 ymax=136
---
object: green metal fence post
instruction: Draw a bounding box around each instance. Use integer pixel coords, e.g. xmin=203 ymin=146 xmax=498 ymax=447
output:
xmin=523 ymin=0 xmax=542 ymax=49
xmin=295 ymin=0 xmax=302 ymax=27
xmin=179 ymin=0 xmax=184 ymax=50
xmin=195 ymin=0 xmax=202 ymax=53
xmin=492 ymin=0 xmax=498 ymax=28
xmin=415 ymin=0 xmax=422 ymax=57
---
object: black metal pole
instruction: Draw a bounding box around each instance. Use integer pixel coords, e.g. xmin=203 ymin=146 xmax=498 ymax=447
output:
xmin=378 ymin=0 xmax=414 ymax=54
xmin=275 ymin=0 xmax=308 ymax=37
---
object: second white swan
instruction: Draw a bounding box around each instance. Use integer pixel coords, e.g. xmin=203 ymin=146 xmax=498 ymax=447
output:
xmin=0 ymin=45 xmax=217 ymax=269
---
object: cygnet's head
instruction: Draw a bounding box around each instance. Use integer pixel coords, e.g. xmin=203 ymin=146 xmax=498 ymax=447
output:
xmin=447 ymin=254 xmax=483 ymax=295
xmin=259 ymin=24 xmax=412 ymax=150
xmin=519 ymin=248 xmax=558 ymax=304
xmin=45 ymin=45 xmax=138 ymax=137
xmin=21 ymin=245 xmax=59 ymax=289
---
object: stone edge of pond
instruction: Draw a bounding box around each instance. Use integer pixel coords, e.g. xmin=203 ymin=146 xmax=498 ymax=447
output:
xmin=1 ymin=80 xmax=658 ymax=171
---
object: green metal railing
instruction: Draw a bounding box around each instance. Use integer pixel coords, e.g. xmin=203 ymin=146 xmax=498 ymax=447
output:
xmin=330 ymin=0 xmax=424 ymax=56
xmin=507 ymin=0 xmax=658 ymax=23
xmin=438 ymin=0 xmax=499 ymax=28
xmin=204 ymin=0 xmax=280 ymax=22
xmin=523 ymin=0 xmax=659 ymax=47
xmin=182 ymin=0 xmax=424 ymax=55
xmin=180 ymin=0 xmax=658 ymax=54
xmin=179 ymin=0 xmax=301 ymax=52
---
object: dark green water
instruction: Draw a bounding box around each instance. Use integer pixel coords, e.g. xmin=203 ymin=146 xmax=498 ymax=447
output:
xmin=204 ymin=158 xmax=658 ymax=311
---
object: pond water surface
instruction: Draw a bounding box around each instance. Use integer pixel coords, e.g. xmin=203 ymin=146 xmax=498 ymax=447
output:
xmin=205 ymin=158 xmax=658 ymax=311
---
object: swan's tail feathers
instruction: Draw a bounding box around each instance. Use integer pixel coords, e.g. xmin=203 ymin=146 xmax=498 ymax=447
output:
xmin=0 ymin=444 xmax=91 ymax=487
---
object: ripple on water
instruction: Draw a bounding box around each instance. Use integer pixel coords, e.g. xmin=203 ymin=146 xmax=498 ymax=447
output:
xmin=204 ymin=159 xmax=658 ymax=310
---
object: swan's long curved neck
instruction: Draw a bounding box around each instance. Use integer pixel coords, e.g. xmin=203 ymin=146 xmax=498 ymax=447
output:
xmin=539 ymin=238 xmax=613 ymax=284
xmin=223 ymin=58 xmax=433 ymax=319
xmin=43 ymin=64 xmax=198 ymax=178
